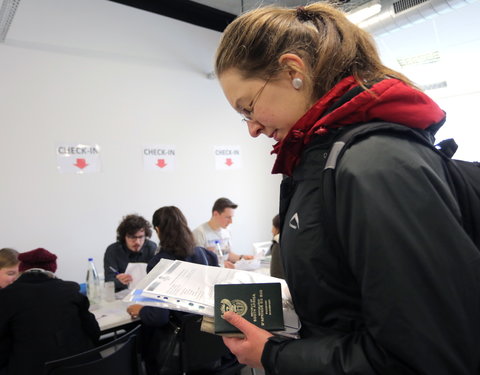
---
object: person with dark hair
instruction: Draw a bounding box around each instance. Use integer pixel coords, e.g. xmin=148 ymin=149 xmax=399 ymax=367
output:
xmin=268 ymin=215 xmax=284 ymax=279
xmin=0 ymin=248 xmax=100 ymax=375
xmin=192 ymin=198 xmax=252 ymax=267
xmin=0 ymin=248 xmax=19 ymax=289
xmin=214 ymin=2 xmax=480 ymax=374
xmin=104 ymin=214 xmax=157 ymax=292
xmin=126 ymin=206 xmax=227 ymax=375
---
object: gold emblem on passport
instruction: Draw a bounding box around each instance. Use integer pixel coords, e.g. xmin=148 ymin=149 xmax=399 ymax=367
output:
xmin=220 ymin=298 xmax=248 ymax=317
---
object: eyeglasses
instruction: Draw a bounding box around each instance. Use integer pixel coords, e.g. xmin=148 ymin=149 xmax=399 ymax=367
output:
xmin=126 ymin=234 xmax=146 ymax=241
xmin=239 ymin=77 xmax=271 ymax=122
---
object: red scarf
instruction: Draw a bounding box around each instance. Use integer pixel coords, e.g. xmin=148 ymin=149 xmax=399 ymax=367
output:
xmin=271 ymin=76 xmax=446 ymax=176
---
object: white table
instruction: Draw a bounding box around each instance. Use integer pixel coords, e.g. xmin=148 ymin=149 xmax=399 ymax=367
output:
xmin=90 ymin=299 xmax=138 ymax=332
xmin=234 ymin=257 xmax=271 ymax=275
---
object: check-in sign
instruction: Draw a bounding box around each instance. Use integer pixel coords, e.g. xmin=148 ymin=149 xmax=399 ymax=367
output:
xmin=214 ymin=145 xmax=242 ymax=170
xmin=143 ymin=145 xmax=175 ymax=171
xmin=56 ymin=143 xmax=101 ymax=173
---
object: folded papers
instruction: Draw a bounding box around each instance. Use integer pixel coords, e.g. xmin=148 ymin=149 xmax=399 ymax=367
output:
xmin=123 ymin=259 xmax=300 ymax=337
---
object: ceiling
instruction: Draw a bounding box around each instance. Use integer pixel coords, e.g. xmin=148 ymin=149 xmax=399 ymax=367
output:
xmin=190 ymin=0 xmax=369 ymax=14
xmin=107 ymin=0 xmax=371 ymax=32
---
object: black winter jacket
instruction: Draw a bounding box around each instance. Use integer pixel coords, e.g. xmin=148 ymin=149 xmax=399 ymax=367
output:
xmin=0 ymin=272 xmax=100 ymax=375
xmin=262 ymin=130 xmax=480 ymax=374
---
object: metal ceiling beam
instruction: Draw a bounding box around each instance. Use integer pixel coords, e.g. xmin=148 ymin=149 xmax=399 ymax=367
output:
xmin=107 ymin=0 xmax=236 ymax=32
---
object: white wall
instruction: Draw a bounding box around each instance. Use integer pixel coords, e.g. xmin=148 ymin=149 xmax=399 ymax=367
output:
xmin=0 ymin=0 xmax=281 ymax=282
xmin=3 ymin=0 xmax=478 ymax=283
xmin=374 ymin=0 xmax=480 ymax=161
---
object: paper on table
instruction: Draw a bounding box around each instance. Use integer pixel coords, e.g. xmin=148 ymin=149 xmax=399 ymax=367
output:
xmin=234 ymin=258 xmax=261 ymax=271
xmin=252 ymin=241 xmax=273 ymax=257
xmin=125 ymin=262 xmax=147 ymax=290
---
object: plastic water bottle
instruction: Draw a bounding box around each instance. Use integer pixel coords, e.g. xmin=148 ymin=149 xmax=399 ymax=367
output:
xmin=214 ymin=240 xmax=225 ymax=267
xmin=86 ymin=257 xmax=101 ymax=304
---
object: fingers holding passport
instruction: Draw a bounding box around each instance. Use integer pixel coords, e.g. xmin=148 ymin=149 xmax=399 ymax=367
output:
xmin=222 ymin=311 xmax=273 ymax=369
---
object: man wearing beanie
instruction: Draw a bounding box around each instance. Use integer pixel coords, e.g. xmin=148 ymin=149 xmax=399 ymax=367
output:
xmin=0 ymin=248 xmax=100 ymax=375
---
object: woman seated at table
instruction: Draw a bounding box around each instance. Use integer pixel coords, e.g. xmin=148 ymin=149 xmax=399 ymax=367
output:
xmin=127 ymin=206 xmax=235 ymax=375
xmin=0 ymin=248 xmax=19 ymax=289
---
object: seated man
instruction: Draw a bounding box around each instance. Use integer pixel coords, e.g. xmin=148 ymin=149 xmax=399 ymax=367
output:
xmin=104 ymin=214 xmax=157 ymax=292
xmin=192 ymin=197 xmax=252 ymax=267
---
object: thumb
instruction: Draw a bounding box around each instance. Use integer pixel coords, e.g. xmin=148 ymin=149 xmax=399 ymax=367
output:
xmin=223 ymin=311 xmax=257 ymax=336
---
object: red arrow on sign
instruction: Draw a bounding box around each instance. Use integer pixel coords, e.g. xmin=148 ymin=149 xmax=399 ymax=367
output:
xmin=225 ymin=158 xmax=233 ymax=166
xmin=74 ymin=158 xmax=88 ymax=169
xmin=156 ymin=159 xmax=167 ymax=168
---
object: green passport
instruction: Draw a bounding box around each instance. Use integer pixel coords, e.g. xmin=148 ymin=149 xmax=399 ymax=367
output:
xmin=214 ymin=282 xmax=284 ymax=335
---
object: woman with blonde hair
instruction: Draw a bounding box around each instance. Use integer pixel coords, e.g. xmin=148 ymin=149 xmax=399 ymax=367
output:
xmin=0 ymin=248 xmax=19 ymax=288
xmin=215 ymin=2 xmax=480 ymax=374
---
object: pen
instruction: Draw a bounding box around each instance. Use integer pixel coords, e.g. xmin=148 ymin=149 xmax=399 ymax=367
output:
xmin=109 ymin=266 xmax=119 ymax=275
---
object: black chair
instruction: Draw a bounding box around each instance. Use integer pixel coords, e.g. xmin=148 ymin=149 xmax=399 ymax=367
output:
xmin=44 ymin=325 xmax=144 ymax=375
xmin=178 ymin=314 xmax=246 ymax=375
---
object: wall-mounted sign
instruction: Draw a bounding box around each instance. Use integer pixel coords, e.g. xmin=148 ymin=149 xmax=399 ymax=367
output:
xmin=56 ymin=143 xmax=101 ymax=174
xmin=214 ymin=145 xmax=242 ymax=170
xmin=143 ymin=145 xmax=176 ymax=171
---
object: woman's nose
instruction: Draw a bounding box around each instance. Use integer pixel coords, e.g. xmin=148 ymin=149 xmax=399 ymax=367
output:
xmin=246 ymin=120 xmax=263 ymax=138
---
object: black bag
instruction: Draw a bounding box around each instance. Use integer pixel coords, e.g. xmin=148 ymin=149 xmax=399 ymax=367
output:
xmin=142 ymin=318 xmax=181 ymax=375
xmin=320 ymin=121 xmax=480 ymax=250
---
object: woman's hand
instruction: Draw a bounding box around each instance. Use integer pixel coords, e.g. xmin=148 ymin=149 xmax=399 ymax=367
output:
xmin=116 ymin=273 xmax=133 ymax=285
xmin=126 ymin=304 xmax=143 ymax=319
xmin=222 ymin=311 xmax=273 ymax=368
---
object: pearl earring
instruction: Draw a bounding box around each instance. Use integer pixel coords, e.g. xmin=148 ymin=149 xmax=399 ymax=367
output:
xmin=292 ymin=77 xmax=303 ymax=90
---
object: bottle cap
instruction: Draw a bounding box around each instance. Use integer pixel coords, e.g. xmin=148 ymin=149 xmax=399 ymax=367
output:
xmin=88 ymin=257 xmax=93 ymax=261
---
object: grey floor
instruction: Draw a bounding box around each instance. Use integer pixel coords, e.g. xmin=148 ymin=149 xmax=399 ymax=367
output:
xmin=241 ymin=366 xmax=265 ymax=375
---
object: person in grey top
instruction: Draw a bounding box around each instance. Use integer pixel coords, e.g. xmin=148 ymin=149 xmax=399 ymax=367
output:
xmin=192 ymin=197 xmax=253 ymax=267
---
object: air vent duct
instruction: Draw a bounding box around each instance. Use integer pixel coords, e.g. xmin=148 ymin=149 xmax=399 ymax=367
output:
xmin=360 ymin=0 xmax=477 ymax=36
xmin=420 ymin=81 xmax=448 ymax=90
xmin=0 ymin=0 xmax=20 ymax=42
xmin=393 ymin=0 xmax=429 ymax=13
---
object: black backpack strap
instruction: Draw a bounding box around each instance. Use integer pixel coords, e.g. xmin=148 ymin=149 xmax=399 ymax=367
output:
xmin=438 ymin=159 xmax=480 ymax=247
xmin=436 ymin=138 xmax=458 ymax=158
xmin=320 ymin=121 xmax=480 ymax=252
xmin=320 ymin=122 xmax=437 ymax=252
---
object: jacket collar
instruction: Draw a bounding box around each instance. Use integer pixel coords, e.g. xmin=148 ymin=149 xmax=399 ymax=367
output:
xmin=271 ymin=76 xmax=446 ymax=176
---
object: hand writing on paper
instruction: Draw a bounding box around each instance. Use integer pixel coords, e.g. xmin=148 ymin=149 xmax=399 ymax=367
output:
xmin=229 ymin=253 xmax=254 ymax=262
xmin=116 ymin=273 xmax=133 ymax=285
xmin=224 ymin=261 xmax=235 ymax=269
xmin=222 ymin=311 xmax=273 ymax=369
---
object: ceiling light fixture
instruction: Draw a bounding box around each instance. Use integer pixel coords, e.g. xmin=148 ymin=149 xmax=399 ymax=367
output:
xmin=347 ymin=1 xmax=382 ymax=24
xmin=0 ymin=0 xmax=21 ymax=42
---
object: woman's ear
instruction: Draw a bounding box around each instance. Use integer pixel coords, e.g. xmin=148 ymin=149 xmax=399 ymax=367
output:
xmin=155 ymin=226 xmax=160 ymax=235
xmin=278 ymin=53 xmax=306 ymax=80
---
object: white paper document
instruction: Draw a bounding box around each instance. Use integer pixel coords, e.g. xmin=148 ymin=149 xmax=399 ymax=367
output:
xmin=124 ymin=259 xmax=301 ymax=335
xmin=233 ymin=258 xmax=262 ymax=271
xmin=125 ymin=262 xmax=147 ymax=290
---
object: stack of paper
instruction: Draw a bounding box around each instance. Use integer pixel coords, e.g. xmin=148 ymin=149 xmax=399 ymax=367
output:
xmin=123 ymin=259 xmax=300 ymax=336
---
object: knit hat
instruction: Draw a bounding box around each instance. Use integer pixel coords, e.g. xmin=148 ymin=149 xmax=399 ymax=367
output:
xmin=18 ymin=248 xmax=57 ymax=273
